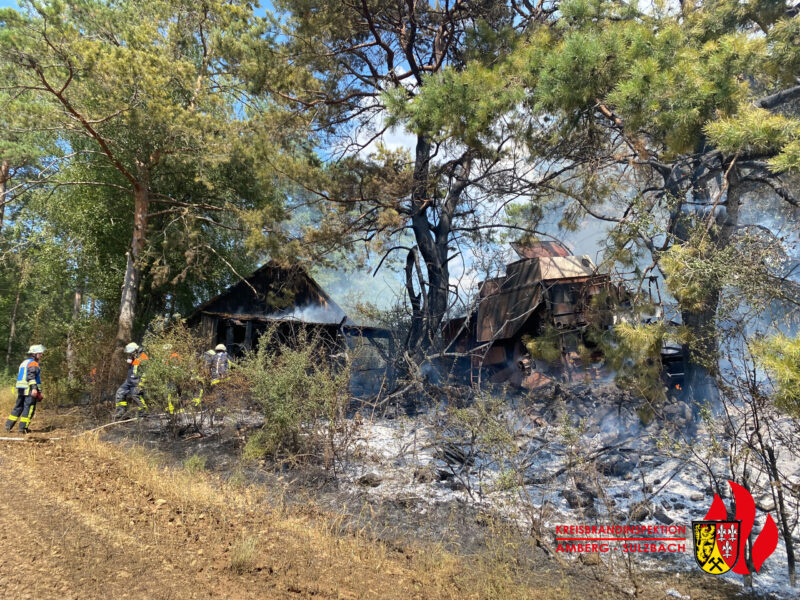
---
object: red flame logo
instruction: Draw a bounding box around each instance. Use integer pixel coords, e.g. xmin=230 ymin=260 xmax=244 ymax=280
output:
xmin=703 ymin=480 xmax=779 ymax=574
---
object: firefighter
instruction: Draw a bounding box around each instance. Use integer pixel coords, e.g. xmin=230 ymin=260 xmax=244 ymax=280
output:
xmin=203 ymin=348 xmax=216 ymax=373
xmin=113 ymin=342 xmax=149 ymax=420
xmin=191 ymin=349 xmax=217 ymax=407
xmin=5 ymin=344 xmax=45 ymax=434
xmin=211 ymin=343 xmax=231 ymax=385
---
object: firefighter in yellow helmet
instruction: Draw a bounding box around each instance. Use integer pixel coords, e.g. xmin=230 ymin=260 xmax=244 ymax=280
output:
xmin=5 ymin=344 xmax=45 ymax=434
xmin=113 ymin=342 xmax=149 ymax=420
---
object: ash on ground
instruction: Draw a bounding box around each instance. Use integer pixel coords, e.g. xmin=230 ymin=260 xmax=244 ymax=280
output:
xmin=104 ymin=382 xmax=799 ymax=599
xmin=334 ymin=383 xmax=799 ymax=598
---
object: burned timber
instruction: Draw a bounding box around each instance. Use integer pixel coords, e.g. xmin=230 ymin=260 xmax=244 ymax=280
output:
xmin=443 ymin=241 xmax=685 ymax=390
xmin=187 ymin=261 xmax=390 ymax=356
xmin=186 ymin=245 xmax=684 ymax=393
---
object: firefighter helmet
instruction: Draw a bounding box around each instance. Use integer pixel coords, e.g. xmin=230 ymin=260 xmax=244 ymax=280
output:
xmin=215 ymin=344 xmax=226 ymax=352
xmin=124 ymin=342 xmax=140 ymax=354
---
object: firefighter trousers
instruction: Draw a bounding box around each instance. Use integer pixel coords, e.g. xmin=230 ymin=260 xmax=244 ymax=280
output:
xmin=114 ymin=380 xmax=146 ymax=417
xmin=5 ymin=391 xmax=36 ymax=432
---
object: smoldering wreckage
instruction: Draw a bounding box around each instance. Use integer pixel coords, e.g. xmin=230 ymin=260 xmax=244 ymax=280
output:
xmin=123 ymin=241 xmax=797 ymax=595
xmin=187 ymin=241 xmax=685 ymax=395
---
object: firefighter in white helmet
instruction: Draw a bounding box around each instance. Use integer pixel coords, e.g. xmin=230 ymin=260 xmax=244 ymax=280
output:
xmin=5 ymin=344 xmax=45 ymax=434
xmin=211 ymin=343 xmax=231 ymax=384
xmin=113 ymin=342 xmax=149 ymax=420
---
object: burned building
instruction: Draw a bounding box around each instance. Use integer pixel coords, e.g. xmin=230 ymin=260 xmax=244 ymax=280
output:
xmin=187 ymin=260 xmax=394 ymax=382
xmin=443 ymin=241 xmax=623 ymax=389
xmin=188 ymin=261 xmax=351 ymax=355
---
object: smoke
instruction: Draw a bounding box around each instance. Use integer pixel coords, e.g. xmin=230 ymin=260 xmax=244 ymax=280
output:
xmin=315 ymin=265 xmax=405 ymax=313
xmin=266 ymin=302 xmax=347 ymax=325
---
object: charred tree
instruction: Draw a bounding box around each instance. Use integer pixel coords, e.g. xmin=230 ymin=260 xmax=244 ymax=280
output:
xmin=264 ymin=1 xmax=539 ymax=357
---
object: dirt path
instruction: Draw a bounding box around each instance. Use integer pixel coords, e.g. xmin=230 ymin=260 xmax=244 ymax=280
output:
xmin=0 ymin=443 xmax=247 ymax=599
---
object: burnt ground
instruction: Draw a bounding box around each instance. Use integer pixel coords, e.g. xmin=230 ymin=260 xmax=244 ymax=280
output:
xmin=97 ymin=397 xmax=785 ymax=600
xmin=0 ymin=390 xmax=788 ymax=600
xmin=99 ymin=418 xmax=493 ymax=555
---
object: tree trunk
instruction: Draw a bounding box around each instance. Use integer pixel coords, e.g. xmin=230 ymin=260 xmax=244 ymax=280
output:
xmin=404 ymin=248 xmax=424 ymax=351
xmin=115 ymin=169 xmax=149 ymax=347
xmin=66 ymin=285 xmax=83 ymax=380
xmin=5 ymin=285 xmax=21 ymax=368
xmin=406 ymin=136 xmax=470 ymax=355
xmin=0 ymin=159 xmax=9 ymax=230
xmin=679 ymin=167 xmax=742 ymax=401
xmin=407 ymin=134 xmax=437 ymax=353
xmin=766 ymin=446 xmax=796 ymax=586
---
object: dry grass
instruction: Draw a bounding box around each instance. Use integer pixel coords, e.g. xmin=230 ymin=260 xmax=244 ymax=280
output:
xmin=71 ymin=433 xmax=230 ymax=515
xmin=1 ymin=380 xmax=83 ymax=432
xmin=1 ymin=402 xmax=751 ymax=600
xmin=60 ymin=433 xmax=560 ymax=599
xmin=230 ymin=536 xmax=259 ymax=574
xmin=1 ymin=383 xmax=15 ymax=416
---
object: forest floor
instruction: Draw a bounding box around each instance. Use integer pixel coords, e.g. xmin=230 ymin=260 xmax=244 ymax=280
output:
xmin=0 ymin=400 xmax=776 ymax=600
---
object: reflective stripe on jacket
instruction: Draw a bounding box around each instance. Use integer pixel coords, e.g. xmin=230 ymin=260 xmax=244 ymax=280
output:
xmin=213 ymin=352 xmax=230 ymax=379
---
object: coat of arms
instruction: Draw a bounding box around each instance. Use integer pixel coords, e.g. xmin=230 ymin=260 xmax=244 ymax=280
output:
xmin=692 ymin=520 xmax=741 ymax=574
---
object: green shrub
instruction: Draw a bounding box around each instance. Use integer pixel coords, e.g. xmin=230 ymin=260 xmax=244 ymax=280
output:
xmin=183 ymin=454 xmax=207 ymax=473
xmin=139 ymin=318 xmax=215 ymax=431
xmin=754 ymin=333 xmax=800 ymax=416
xmin=523 ymin=327 xmax=563 ymax=364
xmin=495 ymin=468 xmax=519 ymax=492
xmin=236 ymin=328 xmax=351 ymax=465
xmin=38 ymin=317 xmax=119 ymax=409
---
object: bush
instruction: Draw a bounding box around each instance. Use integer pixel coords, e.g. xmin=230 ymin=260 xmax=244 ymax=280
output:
xmin=183 ymin=454 xmax=207 ymax=473
xmin=236 ymin=328 xmax=352 ymax=467
xmin=42 ymin=317 xmax=119 ymax=411
xmin=0 ymin=373 xmax=16 ymax=415
xmin=140 ymin=318 xmax=216 ymax=432
xmin=754 ymin=333 xmax=800 ymax=416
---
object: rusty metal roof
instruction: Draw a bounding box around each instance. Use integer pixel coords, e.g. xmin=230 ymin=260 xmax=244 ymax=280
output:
xmin=523 ymin=255 xmax=597 ymax=281
xmin=510 ymin=241 xmax=571 ymax=259
xmin=473 ymin=255 xmax=599 ymax=342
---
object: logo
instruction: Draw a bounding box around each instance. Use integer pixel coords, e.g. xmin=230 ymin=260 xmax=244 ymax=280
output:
xmin=692 ymin=520 xmax=740 ymax=574
xmin=693 ymin=480 xmax=779 ymax=576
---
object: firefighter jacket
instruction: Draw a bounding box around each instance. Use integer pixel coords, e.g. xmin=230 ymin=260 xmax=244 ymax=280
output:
xmin=212 ymin=351 xmax=230 ymax=382
xmin=126 ymin=351 xmax=149 ymax=385
xmin=16 ymin=358 xmax=42 ymax=395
